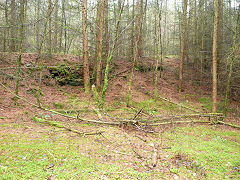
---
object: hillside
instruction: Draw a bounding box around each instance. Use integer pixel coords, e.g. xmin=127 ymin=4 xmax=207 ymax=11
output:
xmin=0 ymin=53 xmax=240 ymax=179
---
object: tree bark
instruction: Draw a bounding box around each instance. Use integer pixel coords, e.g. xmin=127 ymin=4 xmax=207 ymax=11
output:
xmin=3 ymin=0 xmax=9 ymax=52
xmin=10 ymin=0 xmax=16 ymax=52
xmin=131 ymin=0 xmax=135 ymax=60
xmin=36 ymin=0 xmax=40 ymax=54
xmin=103 ymin=0 xmax=109 ymax=59
xmin=48 ymin=0 xmax=52 ymax=56
xmin=179 ymin=0 xmax=188 ymax=92
xmin=212 ymin=0 xmax=220 ymax=112
xmin=15 ymin=0 xmax=25 ymax=104
xmin=82 ymin=0 xmax=90 ymax=93
xmin=54 ymin=0 xmax=59 ymax=53
xmin=96 ymin=0 xmax=105 ymax=91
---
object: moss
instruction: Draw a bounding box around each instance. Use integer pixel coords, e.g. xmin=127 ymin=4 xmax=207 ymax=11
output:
xmin=53 ymin=102 xmax=65 ymax=109
xmin=49 ymin=63 xmax=85 ymax=86
xmin=199 ymin=97 xmax=212 ymax=111
xmin=162 ymin=126 xmax=240 ymax=178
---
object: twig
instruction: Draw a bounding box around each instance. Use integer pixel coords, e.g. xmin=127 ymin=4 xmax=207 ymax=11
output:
xmin=152 ymin=148 xmax=158 ymax=167
xmin=148 ymin=120 xmax=210 ymax=126
xmin=100 ymin=133 xmax=112 ymax=144
xmin=132 ymin=148 xmax=146 ymax=159
xmin=134 ymin=135 xmax=147 ymax=142
xmin=217 ymin=121 xmax=240 ymax=129
xmin=32 ymin=116 xmax=104 ymax=136
xmin=111 ymin=150 xmax=132 ymax=156
xmin=132 ymin=107 xmax=144 ymax=120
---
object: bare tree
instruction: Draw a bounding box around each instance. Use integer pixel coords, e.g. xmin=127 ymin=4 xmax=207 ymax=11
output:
xmin=10 ymin=0 xmax=16 ymax=52
xmin=82 ymin=0 xmax=90 ymax=93
xmin=48 ymin=0 xmax=52 ymax=56
xmin=96 ymin=0 xmax=105 ymax=91
xmin=54 ymin=0 xmax=59 ymax=53
xmin=179 ymin=0 xmax=188 ymax=92
xmin=212 ymin=0 xmax=221 ymax=112
xmin=15 ymin=0 xmax=26 ymax=104
xmin=36 ymin=0 xmax=40 ymax=54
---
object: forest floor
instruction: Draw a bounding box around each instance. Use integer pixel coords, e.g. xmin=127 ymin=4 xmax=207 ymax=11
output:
xmin=0 ymin=53 xmax=239 ymax=179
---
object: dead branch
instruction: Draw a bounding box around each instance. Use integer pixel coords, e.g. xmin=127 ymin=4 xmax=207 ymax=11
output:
xmin=134 ymin=135 xmax=147 ymax=142
xmin=148 ymin=120 xmax=210 ymax=126
xmin=32 ymin=116 xmax=104 ymax=136
xmin=132 ymin=107 xmax=144 ymax=120
xmin=152 ymin=148 xmax=158 ymax=167
xmin=132 ymin=148 xmax=146 ymax=159
xmin=111 ymin=150 xmax=132 ymax=156
xmin=151 ymin=113 xmax=223 ymax=122
xmin=217 ymin=121 xmax=240 ymax=129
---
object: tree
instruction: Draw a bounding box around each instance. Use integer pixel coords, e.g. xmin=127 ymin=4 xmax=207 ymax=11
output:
xmin=179 ymin=0 xmax=188 ymax=92
xmin=82 ymin=0 xmax=90 ymax=93
xmin=131 ymin=0 xmax=135 ymax=60
xmin=103 ymin=0 xmax=109 ymax=59
xmin=15 ymin=0 xmax=25 ymax=105
xmin=54 ymin=0 xmax=59 ymax=53
xmin=36 ymin=0 xmax=40 ymax=54
xmin=3 ymin=0 xmax=9 ymax=52
xmin=48 ymin=0 xmax=52 ymax=56
xmin=10 ymin=0 xmax=16 ymax=52
xmin=134 ymin=0 xmax=144 ymax=66
xmin=96 ymin=0 xmax=105 ymax=91
xmin=212 ymin=0 xmax=220 ymax=112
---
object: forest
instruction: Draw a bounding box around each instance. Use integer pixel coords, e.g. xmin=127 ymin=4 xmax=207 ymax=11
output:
xmin=0 ymin=0 xmax=240 ymax=179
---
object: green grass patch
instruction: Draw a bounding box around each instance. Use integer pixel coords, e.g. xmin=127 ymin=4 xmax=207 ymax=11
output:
xmin=0 ymin=133 xmax=152 ymax=179
xmin=199 ymin=97 xmax=212 ymax=111
xmin=53 ymin=102 xmax=65 ymax=109
xmin=162 ymin=126 xmax=240 ymax=178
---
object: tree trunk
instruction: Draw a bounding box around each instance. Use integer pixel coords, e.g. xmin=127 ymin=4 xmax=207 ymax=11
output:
xmin=54 ymin=0 xmax=59 ymax=53
xmin=48 ymin=0 xmax=52 ymax=56
xmin=179 ymin=0 xmax=188 ymax=92
xmin=10 ymin=0 xmax=16 ymax=52
xmin=199 ymin=0 xmax=205 ymax=96
xmin=15 ymin=0 xmax=25 ymax=105
xmin=99 ymin=2 xmax=124 ymax=107
xmin=212 ymin=0 xmax=220 ymax=112
xmin=131 ymin=0 xmax=135 ymax=60
xmin=3 ymin=0 xmax=9 ymax=52
xmin=103 ymin=0 xmax=109 ymax=59
xmin=59 ymin=0 xmax=65 ymax=53
xmin=36 ymin=0 xmax=40 ymax=54
xmin=82 ymin=0 xmax=90 ymax=93
xmin=96 ymin=0 xmax=105 ymax=91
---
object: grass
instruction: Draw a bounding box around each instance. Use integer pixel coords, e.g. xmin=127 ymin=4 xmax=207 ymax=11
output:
xmin=0 ymin=121 xmax=239 ymax=179
xmin=199 ymin=97 xmax=212 ymax=111
xmin=0 ymin=132 xmax=151 ymax=179
xmin=53 ymin=102 xmax=65 ymax=109
xmin=161 ymin=126 xmax=240 ymax=179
